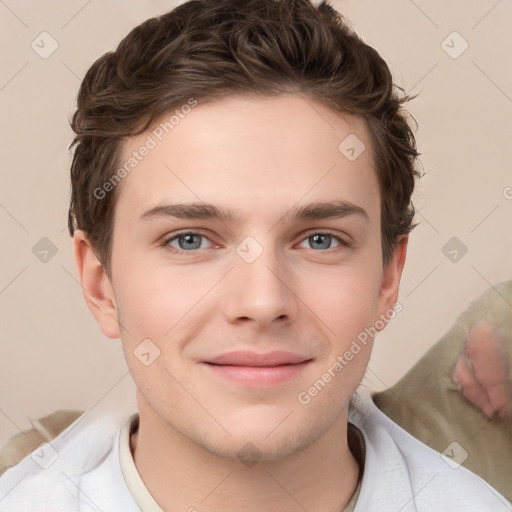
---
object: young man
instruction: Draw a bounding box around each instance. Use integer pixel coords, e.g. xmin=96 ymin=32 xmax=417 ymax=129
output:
xmin=0 ymin=0 xmax=510 ymax=510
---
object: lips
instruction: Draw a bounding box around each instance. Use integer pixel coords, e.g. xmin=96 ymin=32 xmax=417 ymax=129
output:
xmin=202 ymin=351 xmax=312 ymax=387
xmin=204 ymin=350 xmax=311 ymax=367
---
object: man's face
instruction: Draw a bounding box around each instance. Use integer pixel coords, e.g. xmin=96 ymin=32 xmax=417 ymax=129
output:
xmin=81 ymin=94 xmax=405 ymax=461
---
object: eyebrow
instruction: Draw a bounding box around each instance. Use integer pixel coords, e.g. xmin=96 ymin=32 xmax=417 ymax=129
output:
xmin=138 ymin=200 xmax=370 ymax=225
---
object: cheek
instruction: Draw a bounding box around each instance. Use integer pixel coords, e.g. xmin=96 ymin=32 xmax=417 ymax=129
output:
xmin=304 ymin=261 xmax=382 ymax=341
xmin=113 ymin=256 xmax=191 ymax=337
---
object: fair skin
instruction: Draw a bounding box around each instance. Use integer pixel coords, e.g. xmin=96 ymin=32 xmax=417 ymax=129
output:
xmin=73 ymin=94 xmax=407 ymax=512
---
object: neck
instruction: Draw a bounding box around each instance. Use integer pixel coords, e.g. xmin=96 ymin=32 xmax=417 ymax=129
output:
xmin=130 ymin=396 xmax=360 ymax=512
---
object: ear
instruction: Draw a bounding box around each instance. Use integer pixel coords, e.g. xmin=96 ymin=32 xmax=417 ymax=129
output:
xmin=375 ymin=235 xmax=408 ymax=327
xmin=72 ymin=230 xmax=121 ymax=339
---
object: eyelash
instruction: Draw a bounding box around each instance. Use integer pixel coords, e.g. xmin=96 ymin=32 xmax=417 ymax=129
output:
xmin=161 ymin=229 xmax=352 ymax=254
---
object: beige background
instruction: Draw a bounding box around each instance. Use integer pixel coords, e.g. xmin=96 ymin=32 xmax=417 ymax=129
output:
xmin=0 ymin=0 xmax=511 ymax=447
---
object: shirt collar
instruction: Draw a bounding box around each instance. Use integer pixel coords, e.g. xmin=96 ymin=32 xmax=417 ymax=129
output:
xmin=119 ymin=412 xmax=164 ymax=512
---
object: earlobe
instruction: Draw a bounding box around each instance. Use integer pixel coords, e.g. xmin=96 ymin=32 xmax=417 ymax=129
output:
xmin=72 ymin=230 xmax=121 ymax=340
xmin=376 ymin=235 xmax=408 ymax=327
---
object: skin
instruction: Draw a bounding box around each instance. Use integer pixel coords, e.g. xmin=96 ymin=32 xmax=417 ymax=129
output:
xmin=73 ymin=93 xmax=407 ymax=512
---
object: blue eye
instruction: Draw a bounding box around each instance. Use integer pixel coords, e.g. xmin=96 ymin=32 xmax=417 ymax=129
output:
xmin=299 ymin=232 xmax=344 ymax=251
xmin=164 ymin=231 xmax=212 ymax=252
xmin=161 ymin=229 xmax=349 ymax=255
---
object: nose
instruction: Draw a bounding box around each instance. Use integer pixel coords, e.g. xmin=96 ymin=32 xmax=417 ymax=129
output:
xmin=222 ymin=238 xmax=299 ymax=329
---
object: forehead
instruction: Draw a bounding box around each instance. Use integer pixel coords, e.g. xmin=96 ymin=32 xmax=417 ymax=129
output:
xmin=113 ymin=93 xmax=379 ymax=224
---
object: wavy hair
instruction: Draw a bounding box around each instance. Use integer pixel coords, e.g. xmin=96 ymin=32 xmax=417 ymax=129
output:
xmin=68 ymin=0 xmax=421 ymax=276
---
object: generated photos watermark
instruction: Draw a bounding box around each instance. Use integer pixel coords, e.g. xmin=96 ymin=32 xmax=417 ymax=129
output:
xmin=297 ymin=302 xmax=403 ymax=405
xmin=93 ymin=98 xmax=198 ymax=200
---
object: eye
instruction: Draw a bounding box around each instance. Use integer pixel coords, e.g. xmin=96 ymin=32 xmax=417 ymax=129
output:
xmin=161 ymin=229 xmax=350 ymax=255
xmin=162 ymin=231 xmax=214 ymax=253
xmin=297 ymin=230 xmax=349 ymax=251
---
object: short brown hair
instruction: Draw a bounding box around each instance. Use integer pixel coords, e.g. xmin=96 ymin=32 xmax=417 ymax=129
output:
xmin=68 ymin=0 xmax=421 ymax=277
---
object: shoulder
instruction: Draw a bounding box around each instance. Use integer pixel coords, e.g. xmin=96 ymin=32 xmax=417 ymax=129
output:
xmin=0 ymin=409 xmax=132 ymax=511
xmin=349 ymin=389 xmax=512 ymax=512
xmin=0 ymin=409 xmax=85 ymax=477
